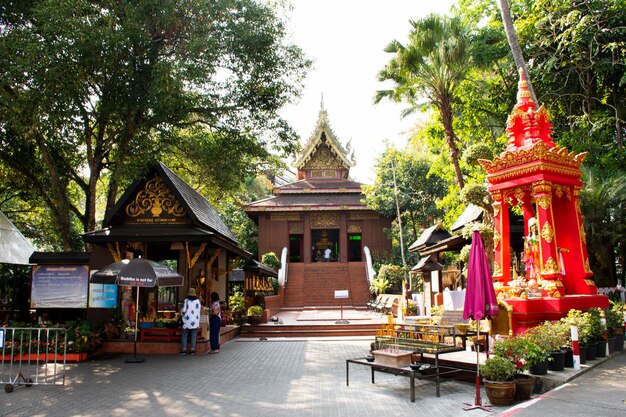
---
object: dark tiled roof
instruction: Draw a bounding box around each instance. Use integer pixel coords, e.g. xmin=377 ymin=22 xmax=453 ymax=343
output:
xmin=29 ymin=252 xmax=90 ymax=264
xmin=408 ymin=224 xmax=453 ymax=252
xmin=276 ymin=178 xmax=363 ymax=193
xmin=451 ymin=204 xmax=484 ymax=232
xmin=246 ymin=193 xmax=368 ymax=210
xmin=243 ymin=259 xmax=278 ymax=277
xmin=101 ymin=162 xmax=237 ymax=243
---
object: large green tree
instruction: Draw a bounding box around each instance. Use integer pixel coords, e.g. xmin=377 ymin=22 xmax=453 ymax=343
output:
xmin=0 ymin=0 xmax=310 ymax=250
xmin=376 ymin=14 xmax=471 ymax=190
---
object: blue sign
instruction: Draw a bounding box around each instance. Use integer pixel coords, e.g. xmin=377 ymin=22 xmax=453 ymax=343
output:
xmin=89 ymin=284 xmax=118 ymax=308
xmin=31 ymin=265 xmax=89 ymax=308
xmin=0 ymin=328 xmax=4 ymax=349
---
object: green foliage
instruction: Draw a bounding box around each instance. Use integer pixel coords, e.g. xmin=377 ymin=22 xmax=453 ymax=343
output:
xmin=481 ymin=355 xmax=517 ymax=382
xmin=369 ymin=276 xmax=390 ymax=296
xmin=524 ymin=321 xmax=570 ymax=353
xmin=376 ymin=264 xmax=406 ymax=294
xmin=606 ymin=302 xmax=624 ymax=336
xmin=228 ymin=292 xmax=246 ymax=314
xmin=261 ymin=252 xmax=281 ymax=272
xmin=563 ymin=309 xmax=591 ymax=344
xmin=492 ymin=336 xmax=548 ymax=371
xmin=247 ymin=305 xmax=263 ymax=316
xmin=0 ymin=0 xmax=310 ymax=248
xmin=430 ymin=304 xmax=444 ymax=317
xmin=584 ymin=308 xmax=606 ymax=341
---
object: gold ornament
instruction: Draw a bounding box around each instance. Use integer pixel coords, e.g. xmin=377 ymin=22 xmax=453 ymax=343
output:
xmin=493 ymin=262 xmax=503 ymax=277
xmin=541 ymin=221 xmax=554 ymax=243
xmin=542 ymin=257 xmax=560 ymax=275
xmin=535 ymin=194 xmax=551 ymax=211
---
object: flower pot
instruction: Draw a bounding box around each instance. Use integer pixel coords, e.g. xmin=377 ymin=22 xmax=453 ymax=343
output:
xmin=595 ymin=340 xmax=606 ymax=358
xmin=529 ymin=359 xmax=549 ymax=375
xmin=586 ymin=341 xmax=597 ymax=361
xmin=563 ymin=348 xmax=574 ymax=368
xmin=483 ymin=379 xmax=516 ymax=406
xmin=548 ymin=350 xmax=565 ymax=371
xmin=614 ymin=332 xmax=624 ymax=351
xmin=514 ymin=375 xmax=535 ymax=401
xmin=578 ymin=344 xmax=587 ymax=364
xmin=607 ymin=337 xmax=616 ymax=354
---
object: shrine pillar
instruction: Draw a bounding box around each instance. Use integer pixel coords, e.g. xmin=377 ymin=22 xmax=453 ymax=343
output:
xmin=570 ymin=186 xmax=597 ymax=294
xmin=491 ymin=191 xmax=510 ymax=284
xmin=532 ymin=180 xmax=564 ymax=296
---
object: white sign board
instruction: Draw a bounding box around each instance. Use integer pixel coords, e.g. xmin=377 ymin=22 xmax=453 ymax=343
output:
xmin=431 ymin=271 xmax=440 ymax=292
xmin=0 ymin=328 xmax=4 ymax=349
xmin=334 ymin=290 xmax=349 ymax=299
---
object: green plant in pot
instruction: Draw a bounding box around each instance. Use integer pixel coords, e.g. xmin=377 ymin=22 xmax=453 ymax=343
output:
xmin=492 ymin=336 xmax=547 ymax=372
xmin=229 ymin=291 xmax=246 ymax=325
xmin=247 ymin=305 xmax=264 ymax=324
xmin=607 ymin=302 xmax=625 ymax=351
xmin=481 ymin=356 xmax=517 ymax=406
xmin=586 ymin=307 xmax=607 ymax=357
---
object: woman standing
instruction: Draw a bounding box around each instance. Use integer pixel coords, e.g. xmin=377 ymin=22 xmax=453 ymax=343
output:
xmin=180 ymin=288 xmax=201 ymax=355
xmin=208 ymin=292 xmax=221 ymax=353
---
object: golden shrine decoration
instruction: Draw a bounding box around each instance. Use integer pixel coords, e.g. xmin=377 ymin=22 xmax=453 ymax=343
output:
xmin=311 ymin=212 xmax=340 ymax=228
xmin=493 ymin=262 xmax=503 ymax=277
xmin=107 ymin=242 xmax=122 ymax=262
xmin=303 ymin=144 xmax=344 ymax=170
xmin=493 ymin=229 xmax=501 ymax=249
xmin=347 ymin=222 xmax=362 ymax=233
xmin=542 ymin=257 xmax=560 ymax=275
xmin=289 ymin=222 xmax=304 ymax=234
xmin=126 ymin=176 xmax=185 ymax=218
xmin=270 ymin=213 xmax=301 ymax=221
xmin=584 ymin=279 xmax=595 ymax=286
xmin=492 ymin=201 xmax=501 ymax=218
xmin=513 ymin=187 xmax=525 ymax=204
xmin=580 ymin=226 xmax=586 ymax=244
xmin=554 ymin=184 xmax=564 ymax=199
xmin=535 ymin=194 xmax=551 ymax=211
xmin=584 ymin=258 xmax=593 ymax=274
xmin=541 ymin=222 xmax=554 ymax=243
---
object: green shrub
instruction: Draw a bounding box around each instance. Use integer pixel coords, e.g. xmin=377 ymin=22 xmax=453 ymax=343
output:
xmin=492 ymin=336 xmax=548 ymax=371
xmin=524 ymin=321 xmax=569 ymax=353
xmin=585 ymin=308 xmax=606 ymax=341
xmin=229 ymin=291 xmax=245 ymax=314
xmin=247 ymin=305 xmax=263 ymax=316
xmin=481 ymin=356 xmax=516 ymax=382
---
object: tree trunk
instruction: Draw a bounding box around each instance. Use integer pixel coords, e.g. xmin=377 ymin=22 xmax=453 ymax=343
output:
xmin=439 ymin=99 xmax=465 ymax=190
xmin=497 ymin=0 xmax=539 ymax=104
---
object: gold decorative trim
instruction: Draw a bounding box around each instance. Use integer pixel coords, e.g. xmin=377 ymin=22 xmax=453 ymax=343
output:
xmin=493 ymin=262 xmax=503 ymax=277
xmin=311 ymin=212 xmax=340 ymax=228
xmin=479 ymin=141 xmax=587 ymax=174
xmin=493 ymin=229 xmax=501 ymax=249
xmin=554 ymin=185 xmax=563 ymax=199
xmin=535 ymin=195 xmax=551 ymax=211
xmin=349 ymin=212 xmax=380 ymax=220
xmin=490 ymin=190 xmax=503 ymax=201
xmin=542 ymin=257 xmax=560 ymax=275
xmin=347 ymin=222 xmax=362 ymax=233
xmin=584 ymin=258 xmax=592 ymax=274
xmin=541 ymin=221 xmax=554 ymax=243
xmin=492 ymin=201 xmax=501 ymax=218
xmin=584 ymin=278 xmax=595 ymax=286
xmin=270 ymin=213 xmax=301 ymax=221
xmin=513 ymin=187 xmax=526 ymax=203
xmin=532 ymin=180 xmax=552 ymax=195
xmin=289 ymin=222 xmax=304 ymax=234
xmin=580 ymin=227 xmax=586 ymax=244
xmin=126 ymin=176 xmax=185 ymax=218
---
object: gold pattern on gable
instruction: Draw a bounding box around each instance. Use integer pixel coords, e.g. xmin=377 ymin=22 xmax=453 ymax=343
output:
xmin=311 ymin=212 xmax=340 ymax=228
xmin=541 ymin=221 xmax=554 ymax=243
xmin=536 ymin=195 xmax=551 ymax=211
xmin=271 ymin=213 xmax=301 ymax=221
xmin=542 ymin=257 xmax=560 ymax=275
xmin=126 ymin=176 xmax=185 ymax=218
xmin=303 ymin=143 xmax=345 ymax=170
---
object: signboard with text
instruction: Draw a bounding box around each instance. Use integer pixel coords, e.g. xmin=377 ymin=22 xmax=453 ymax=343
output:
xmin=89 ymin=282 xmax=118 ymax=308
xmin=31 ymin=265 xmax=89 ymax=308
xmin=334 ymin=290 xmax=349 ymax=299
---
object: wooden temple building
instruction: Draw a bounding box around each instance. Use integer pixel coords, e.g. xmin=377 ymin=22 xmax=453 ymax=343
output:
xmin=245 ymin=104 xmax=393 ymax=309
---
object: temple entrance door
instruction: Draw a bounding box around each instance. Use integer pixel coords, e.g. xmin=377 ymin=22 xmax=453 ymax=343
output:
xmin=311 ymin=229 xmax=339 ymax=262
xmin=348 ymin=233 xmax=362 ymax=262
xmin=289 ymin=234 xmax=303 ymax=262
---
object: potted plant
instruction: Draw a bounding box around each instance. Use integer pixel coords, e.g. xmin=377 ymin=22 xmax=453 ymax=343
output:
xmin=491 ymin=336 xmax=542 ymax=400
xmin=247 ymin=305 xmax=263 ymax=325
xmin=525 ymin=320 xmax=568 ymax=372
xmin=585 ymin=307 xmax=606 ymax=358
xmin=606 ymin=302 xmax=624 ymax=352
xmin=480 ymin=356 xmax=517 ymax=406
xmin=229 ymin=291 xmax=246 ymax=325
xmin=565 ymin=309 xmax=591 ymax=363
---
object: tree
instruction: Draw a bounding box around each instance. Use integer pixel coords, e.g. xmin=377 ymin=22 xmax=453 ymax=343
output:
xmin=0 ymin=0 xmax=310 ymax=249
xmin=496 ymin=0 xmax=538 ymax=104
xmin=376 ymin=14 xmax=471 ymax=190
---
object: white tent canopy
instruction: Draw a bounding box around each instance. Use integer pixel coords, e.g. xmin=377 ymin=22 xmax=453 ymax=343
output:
xmin=0 ymin=210 xmax=35 ymax=265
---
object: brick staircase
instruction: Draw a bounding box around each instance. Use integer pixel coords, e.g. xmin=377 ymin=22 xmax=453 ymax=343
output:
xmin=283 ymin=262 xmax=371 ymax=308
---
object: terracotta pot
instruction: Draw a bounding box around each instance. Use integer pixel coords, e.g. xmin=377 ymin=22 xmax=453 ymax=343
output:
xmin=514 ymin=375 xmax=534 ymax=401
xmin=484 ymin=379 xmax=516 ymax=406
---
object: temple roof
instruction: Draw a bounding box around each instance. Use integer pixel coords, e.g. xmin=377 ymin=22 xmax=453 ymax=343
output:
xmin=274 ymin=178 xmax=363 ymax=194
xmin=245 ymin=192 xmax=369 ymax=212
xmin=293 ymin=101 xmax=356 ymax=171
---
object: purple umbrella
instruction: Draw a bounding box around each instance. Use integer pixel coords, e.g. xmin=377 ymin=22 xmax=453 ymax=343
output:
xmin=463 ymin=229 xmax=498 ymax=411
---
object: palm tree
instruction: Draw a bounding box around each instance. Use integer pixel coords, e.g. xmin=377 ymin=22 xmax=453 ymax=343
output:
xmin=496 ymin=0 xmax=538 ymax=104
xmin=375 ymin=14 xmax=468 ymax=189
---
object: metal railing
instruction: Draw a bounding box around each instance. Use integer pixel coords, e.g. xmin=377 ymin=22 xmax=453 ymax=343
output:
xmin=1 ymin=327 xmax=67 ymax=393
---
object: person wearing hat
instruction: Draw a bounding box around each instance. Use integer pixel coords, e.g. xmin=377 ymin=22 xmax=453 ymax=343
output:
xmin=180 ymin=287 xmax=201 ymax=355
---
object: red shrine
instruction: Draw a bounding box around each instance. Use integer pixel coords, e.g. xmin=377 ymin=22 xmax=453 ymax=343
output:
xmin=479 ymin=69 xmax=608 ymax=334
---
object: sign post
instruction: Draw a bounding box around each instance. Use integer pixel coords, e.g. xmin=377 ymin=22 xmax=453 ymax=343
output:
xmin=334 ymin=290 xmax=349 ymax=324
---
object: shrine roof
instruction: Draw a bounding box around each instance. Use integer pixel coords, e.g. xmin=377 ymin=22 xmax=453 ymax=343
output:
xmin=245 ymin=192 xmax=368 ymax=211
xmin=274 ymin=178 xmax=364 ymax=194
xmin=411 ymin=254 xmax=443 ymax=272
xmin=451 ymin=204 xmax=484 ymax=233
xmin=293 ymin=102 xmax=355 ymax=170
xmin=408 ymin=224 xmax=453 ymax=253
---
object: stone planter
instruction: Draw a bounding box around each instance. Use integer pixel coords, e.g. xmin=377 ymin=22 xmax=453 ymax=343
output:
xmin=529 ymin=359 xmax=549 ymax=375
xmin=371 ymin=349 xmax=413 ymax=368
xmin=484 ymin=379 xmax=516 ymax=406
xmin=548 ymin=350 xmax=565 ymax=371
xmin=514 ymin=375 xmax=535 ymax=401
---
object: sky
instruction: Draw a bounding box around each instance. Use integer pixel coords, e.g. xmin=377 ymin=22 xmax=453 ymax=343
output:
xmin=279 ymin=0 xmax=457 ymax=183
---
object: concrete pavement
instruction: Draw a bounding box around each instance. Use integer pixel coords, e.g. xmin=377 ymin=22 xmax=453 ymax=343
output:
xmin=1 ymin=337 xmax=624 ymax=417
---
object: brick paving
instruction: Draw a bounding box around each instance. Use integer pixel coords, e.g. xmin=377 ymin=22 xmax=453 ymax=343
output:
xmin=2 ymin=338 xmax=511 ymax=417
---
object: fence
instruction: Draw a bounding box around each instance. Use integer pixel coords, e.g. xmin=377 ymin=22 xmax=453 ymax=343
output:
xmin=1 ymin=327 xmax=67 ymax=392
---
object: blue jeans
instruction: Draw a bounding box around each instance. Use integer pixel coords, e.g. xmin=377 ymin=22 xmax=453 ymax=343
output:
xmin=209 ymin=315 xmax=221 ymax=350
xmin=181 ymin=328 xmax=198 ymax=352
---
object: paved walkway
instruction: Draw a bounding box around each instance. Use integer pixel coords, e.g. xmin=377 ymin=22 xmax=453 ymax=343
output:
xmin=2 ymin=337 xmax=623 ymax=417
